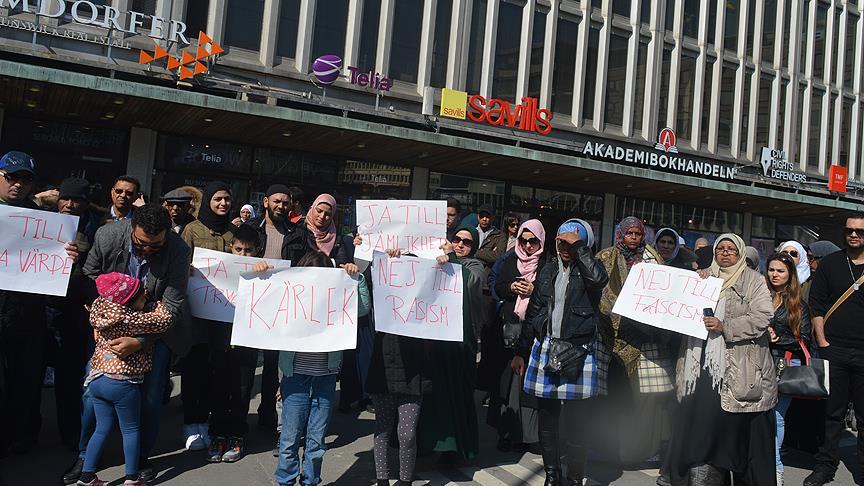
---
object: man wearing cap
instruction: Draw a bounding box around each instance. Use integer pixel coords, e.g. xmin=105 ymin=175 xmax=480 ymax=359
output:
xmin=249 ymin=184 xmax=310 ymax=432
xmin=0 ymin=151 xmax=80 ymax=455
xmin=161 ymin=188 xmax=195 ymax=234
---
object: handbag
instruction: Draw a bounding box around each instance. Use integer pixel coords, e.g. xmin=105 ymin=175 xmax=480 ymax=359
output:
xmin=541 ymin=309 xmax=589 ymax=380
xmin=777 ymin=339 xmax=830 ymax=399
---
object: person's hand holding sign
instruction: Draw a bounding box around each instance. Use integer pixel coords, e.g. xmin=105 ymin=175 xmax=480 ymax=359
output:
xmin=64 ymin=241 xmax=79 ymax=263
xmin=253 ymin=260 xmax=273 ymax=273
xmin=436 ymin=242 xmax=454 ymax=264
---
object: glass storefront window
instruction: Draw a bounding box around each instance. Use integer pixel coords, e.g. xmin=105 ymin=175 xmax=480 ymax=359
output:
xmin=389 ymin=0 xmax=423 ymax=84
xmin=752 ymin=215 xmax=777 ymax=238
xmin=157 ymin=135 xmax=253 ymax=175
xmin=617 ymin=197 xmax=743 ymax=246
xmin=224 ymin=0 xmax=265 ymax=51
xmin=310 ymin=0 xmax=348 ymax=64
xmin=430 ymin=0 xmax=452 ymax=88
xmin=492 ymin=1 xmax=523 ymax=101
xmin=428 ymin=172 xmax=505 ymax=218
xmin=276 ymin=0 xmax=301 ymax=58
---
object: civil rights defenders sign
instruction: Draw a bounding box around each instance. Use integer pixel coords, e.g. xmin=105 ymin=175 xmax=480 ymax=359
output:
xmin=231 ymin=267 xmax=358 ymax=352
xmin=371 ymin=251 xmax=464 ymax=342
xmin=0 ymin=205 xmax=78 ymax=296
xmin=354 ymin=200 xmax=447 ymax=261
xmin=187 ymin=247 xmax=291 ymax=322
xmin=611 ymin=263 xmax=723 ymax=340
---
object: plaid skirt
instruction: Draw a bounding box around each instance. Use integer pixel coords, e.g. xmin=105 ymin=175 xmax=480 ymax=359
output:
xmin=523 ymin=336 xmax=609 ymax=400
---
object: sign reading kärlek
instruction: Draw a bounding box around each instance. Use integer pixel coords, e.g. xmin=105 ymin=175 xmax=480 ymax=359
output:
xmin=354 ymin=200 xmax=447 ymax=261
xmin=187 ymin=247 xmax=291 ymax=323
xmin=0 ymin=205 xmax=78 ymax=296
xmin=611 ymin=263 xmax=723 ymax=340
xmin=230 ymin=267 xmax=358 ymax=352
xmin=371 ymin=251 xmax=464 ymax=342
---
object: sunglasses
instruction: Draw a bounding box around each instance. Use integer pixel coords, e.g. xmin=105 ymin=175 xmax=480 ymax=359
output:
xmin=132 ymin=232 xmax=166 ymax=250
xmin=452 ymin=236 xmax=475 ymax=247
xmin=509 ymin=222 xmax=519 ymax=227
xmin=519 ymin=236 xmax=541 ymax=246
xmin=783 ymin=250 xmax=799 ymax=258
xmin=3 ymin=172 xmax=34 ymax=184
xmin=844 ymin=227 xmax=864 ymax=237
xmin=113 ymin=188 xmax=136 ymax=197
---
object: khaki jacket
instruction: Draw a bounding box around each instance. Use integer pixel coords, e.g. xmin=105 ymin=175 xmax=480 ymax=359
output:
xmin=676 ymin=267 xmax=777 ymax=413
xmin=181 ymin=220 xmax=233 ymax=253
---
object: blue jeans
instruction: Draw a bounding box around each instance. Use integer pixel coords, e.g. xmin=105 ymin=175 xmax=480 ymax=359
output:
xmin=82 ymin=376 xmax=141 ymax=477
xmin=774 ymin=396 xmax=792 ymax=472
xmin=78 ymin=341 xmax=171 ymax=460
xmin=275 ymin=373 xmax=337 ymax=486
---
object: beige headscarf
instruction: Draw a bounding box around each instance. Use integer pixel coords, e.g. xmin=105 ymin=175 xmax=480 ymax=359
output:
xmin=709 ymin=233 xmax=748 ymax=291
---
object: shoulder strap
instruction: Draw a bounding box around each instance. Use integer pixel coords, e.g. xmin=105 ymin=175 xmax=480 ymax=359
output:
xmin=825 ymin=272 xmax=864 ymax=322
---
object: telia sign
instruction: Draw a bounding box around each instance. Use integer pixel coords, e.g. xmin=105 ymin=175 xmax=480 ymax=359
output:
xmin=311 ymin=55 xmax=392 ymax=92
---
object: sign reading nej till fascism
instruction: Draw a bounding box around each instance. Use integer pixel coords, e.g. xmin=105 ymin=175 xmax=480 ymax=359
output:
xmin=611 ymin=263 xmax=723 ymax=340
xmin=0 ymin=204 xmax=78 ymax=297
xmin=230 ymin=267 xmax=359 ymax=352
xmin=371 ymin=251 xmax=464 ymax=342
xmin=354 ymin=200 xmax=448 ymax=261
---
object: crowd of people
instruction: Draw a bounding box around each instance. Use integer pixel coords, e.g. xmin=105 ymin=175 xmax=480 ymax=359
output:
xmin=0 ymin=148 xmax=863 ymax=486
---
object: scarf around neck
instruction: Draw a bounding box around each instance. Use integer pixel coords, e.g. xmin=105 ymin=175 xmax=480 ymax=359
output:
xmin=305 ymin=194 xmax=337 ymax=254
xmin=514 ymin=219 xmax=546 ymax=321
xmin=655 ymin=227 xmax=681 ymax=263
xmin=197 ymin=181 xmax=232 ymax=234
xmin=615 ymin=216 xmax=646 ymax=268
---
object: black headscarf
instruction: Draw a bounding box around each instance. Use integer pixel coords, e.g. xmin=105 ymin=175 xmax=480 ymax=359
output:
xmin=453 ymin=224 xmax=480 ymax=258
xmin=197 ymin=181 xmax=232 ymax=233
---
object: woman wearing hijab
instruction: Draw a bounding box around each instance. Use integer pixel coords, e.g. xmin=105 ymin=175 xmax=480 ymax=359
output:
xmin=668 ymin=234 xmax=775 ymax=485
xmin=655 ymin=227 xmax=697 ymax=270
xmin=597 ymin=217 xmax=672 ymax=465
xmin=417 ymin=224 xmax=483 ymax=462
xmin=180 ymin=182 xmax=235 ymax=455
xmin=510 ymin=218 xmax=609 ymax=485
xmin=233 ymin=204 xmax=255 ymax=226
xmin=306 ymin=194 xmax=338 ymax=257
xmin=485 ymin=219 xmax=547 ymax=452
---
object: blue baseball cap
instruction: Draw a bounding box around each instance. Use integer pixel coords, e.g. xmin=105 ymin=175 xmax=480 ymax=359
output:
xmin=0 ymin=151 xmax=37 ymax=176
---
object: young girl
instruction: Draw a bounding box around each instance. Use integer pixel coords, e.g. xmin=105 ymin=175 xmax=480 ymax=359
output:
xmin=78 ymin=272 xmax=172 ymax=486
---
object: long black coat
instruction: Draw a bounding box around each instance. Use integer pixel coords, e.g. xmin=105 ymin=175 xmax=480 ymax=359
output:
xmin=366 ymin=333 xmax=432 ymax=396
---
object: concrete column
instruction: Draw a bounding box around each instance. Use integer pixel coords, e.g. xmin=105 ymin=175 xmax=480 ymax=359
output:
xmin=259 ymin=0 xmax=281 ymax=66
xmin=126 ymin=128 xmax=158 ymax=197
xmin=411 ymin=167 xmax=429 ymax=199
xmin=478 ymin=0 xmax=498 ymax=99
xmin=592 ymin=0 xmax=611 ymax=132
xmin=296 ymin=0 xmax=317 ymax=72
xmin=538 ymin=0 xmax=558 ymax=109
xmin=446 ymin=0 xmax=469 ymax=89
xmin=376 ymin=0 xmax=395 ymax=75
xmin=206 ymin=0 xmax=226 ymax=44
xmin=601 ymin=192 xmax=616 ymax=248
xmin=416 ymin=0 xmax=436 ymax=94
xmin=514 ymin=0 xmax=535 ymax=102
xmin=345 ymin=0 xmax=364 ymax=68
xmin=742 ymin=212 xmax=753 ymax=243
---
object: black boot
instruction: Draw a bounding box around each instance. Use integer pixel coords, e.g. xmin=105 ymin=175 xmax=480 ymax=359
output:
xmin=562 ymin=441 xmax=586 ymax=486
xmin=61 ymin=456 xmax=84 ymax=485
xmin=688 ymin=464 xmax=727 ymax=486
xmin=539 ymin=428 xmax=561 ymax=485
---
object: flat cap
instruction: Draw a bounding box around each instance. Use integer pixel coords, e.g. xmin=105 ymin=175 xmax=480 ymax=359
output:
xmin=161 ymin=188 xmax=193 ymax=202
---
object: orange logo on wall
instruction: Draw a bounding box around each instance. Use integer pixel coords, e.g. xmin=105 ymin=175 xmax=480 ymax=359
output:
xmin=138 ymin=31 xmax=224 ymax=80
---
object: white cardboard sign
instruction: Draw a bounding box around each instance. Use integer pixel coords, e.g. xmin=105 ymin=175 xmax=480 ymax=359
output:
xmin=0 ymin=205 xmax=78 ymax=296
xmin=611 ymin=263 xmax=723 ymax=340
xmin=371 ymin=251 xmax=464 ymax=342
xmin=355 ymin=200 xmax=448 ymax=261
xmin=187 ymin=247 xmax=291 ymax=322
xmin=231 ymin=266 xmax=358 ymax=352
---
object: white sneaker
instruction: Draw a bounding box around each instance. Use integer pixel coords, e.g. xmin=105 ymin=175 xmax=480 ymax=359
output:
xmin=197 ymin=423 xmax=211 ymax=447
xmin=183 ymin=424 xmax=205 ymax=451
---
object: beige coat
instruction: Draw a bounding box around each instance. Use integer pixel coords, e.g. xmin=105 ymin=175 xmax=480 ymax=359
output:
xmin=676 ymin=267 xmax=777 ymax=413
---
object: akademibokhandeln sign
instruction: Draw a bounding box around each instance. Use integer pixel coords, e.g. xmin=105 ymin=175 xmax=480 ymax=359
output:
xmin=439 ymin=88 xmax=553 ymax=135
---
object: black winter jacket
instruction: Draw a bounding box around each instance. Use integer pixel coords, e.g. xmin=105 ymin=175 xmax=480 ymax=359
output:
xmin=366 ymin=333 xmax=432 ymax=396
xmin=769 ymin=300 xmax=812 ymax=361
xmin=517 ymin=240 xmax=608 ymax=356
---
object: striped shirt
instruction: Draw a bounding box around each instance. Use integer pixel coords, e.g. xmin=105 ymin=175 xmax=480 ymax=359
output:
xmin=293 ymin=352 xmax=332 ymax=376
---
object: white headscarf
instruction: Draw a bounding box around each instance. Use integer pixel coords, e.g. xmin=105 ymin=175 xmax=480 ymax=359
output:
xmin=240 ymin=204 xmax=256 ymax=222
xmin=779 ymin=240 xmax=811 ymax=284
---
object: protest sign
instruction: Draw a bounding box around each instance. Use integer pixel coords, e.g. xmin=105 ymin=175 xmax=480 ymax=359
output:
xmin=231 ymin=267 xmax=358 ymax=352
xmin=0 ymin=205 xmax=78 ymax=296
xmin=355 ymin=200 xmax=447 ymax=261
xmin=187 ymin=247 xmax=291 ymax=322
xmin=371 ymin=251 xmax=464 ymax=342
xmin=611 ymin=263 xmax=723 ymax=340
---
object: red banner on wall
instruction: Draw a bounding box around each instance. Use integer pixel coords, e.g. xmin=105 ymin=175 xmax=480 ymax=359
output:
xmin=828 ymin=165 xmax=848 ymax=193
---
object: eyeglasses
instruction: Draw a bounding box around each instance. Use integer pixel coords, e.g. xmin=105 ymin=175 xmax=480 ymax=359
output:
xmin=843 ymin=227 xmax=864 ymax=237
xmin=509 ymin=222 xmax=519 ymax=227
xmin=783 ymin=250 xmax=799 ymax=258
xmin=3 ymin=172 xmax=34 ymax=185
xmin=715 ymin=248 xmax=740 ymax=256
xmin=131 ymin=232 xmax=166 ymax=250
xmin=519 ymin=236 xmax=541 ymax=246
xmin=452 ymin=236 xmax=475 ymax=247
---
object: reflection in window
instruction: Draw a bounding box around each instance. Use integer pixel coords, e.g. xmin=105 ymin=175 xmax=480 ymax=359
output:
xmin=276 ymin=0 xmax=300 ymax=58
xmin=130 ymin=0 xmax=155 ymax=30
xmin=633 ymin=39 xmax=648 ymax=132
xmin=492 ymin=2 xmax=523 ymax=100
xmin=583 ymin=26 xmax=601 ymax=122
xmin=707 ymin=0 xmax=717 ymax=44
xmin=682 ymin=0 xmax=700 ymax=38
xmin=724 ymin=0 xmax=739 ymax=51
xmin=718 ymin=63 xmax=737 ymax=147
xmin=815 ymin=3 xmax=830 ymax=80
xmin=808 ymin=90 xmax=823 ymax=170
xmin=677 ymin=51 xmax=697 ymax=140
xmin=604 ymin=32 xmax=629 ymax=127
xmin=657 ymin=47 xmax=673 ymax=129
xmin=794 ymin=83 xmax=805 ymax=162
xmin=776 ymin=79 xmax=788 ymax=149
xmin=664 ymin=0 xmax=675 ymax=31
xmin=429 ymin=0 xmax=452 ymax=88
xmin=755 ymin=75 xmax=772 ymax=149
xmin=825 ymin=93 xmax=836 ymax=166
xmin=357 ymin=0 xmax=381 ymax=72
xmin=427 ymin=172 xmax=505 ymax=215
xmin=184 ymin=0 xmax=209 ymax=40
xmin=841 ymin=98 xmax=853 ymax=166
xmin=613 ymin=0 xmax=630 ymax=17
xmin=310 ymin=1 xmax=348 ymax=64
xmin=641 ymin=0 xmax=651 ymax=24
xmin=740 ymin=68 xmax=753 ymax=154
xmin=745 ymin=0 xmax=756 ymax=57
xmin=389 ymin=0 xmax=423 ymax=83
xmin=701 ymin=57 xmax=715 ymax=146
xmin=527 ymin=10 xmax=547 ymax=99
xmin=831 ymin=11 xmax=841 ymax=79
xmin=466 ymin=0 xmax=487 ymax=93
xmin=762 ymin=0 xmax=777 ymax=63
xmin=798 ymin=1 xmax=810 ymax=75
xmin=225 ymin=0 xmax=265 ymax=51
xmin=846 ymin=15 xmax=858 ymax=89
xmin=782 ymin=0 xmax=792 ymax=67
xmin=551 ymin=17 xmax=578 ymax=115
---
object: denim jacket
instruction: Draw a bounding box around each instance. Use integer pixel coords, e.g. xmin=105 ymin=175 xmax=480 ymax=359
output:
xmin=279 ymin=273 xmax=372 ymax=378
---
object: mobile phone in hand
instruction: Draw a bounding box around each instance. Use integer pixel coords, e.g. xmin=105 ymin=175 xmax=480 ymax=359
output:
xmin=703 ymin=308 xmax=714 ymax=318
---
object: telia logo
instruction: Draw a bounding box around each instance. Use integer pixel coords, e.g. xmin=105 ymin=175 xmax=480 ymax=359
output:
xmin=312 ymin=55 xmax=342 ymax=86
xmin=655 ymin=128 xmax=678 ymax=153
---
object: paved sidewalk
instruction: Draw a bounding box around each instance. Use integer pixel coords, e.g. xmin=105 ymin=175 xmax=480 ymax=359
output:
xmin=1 ymin=371 xmax=860 ymax=485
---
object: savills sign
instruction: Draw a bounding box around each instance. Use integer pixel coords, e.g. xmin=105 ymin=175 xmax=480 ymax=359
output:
xmin=0 ymin=0 xmax=192 ymax=45
xmin=439 ymin=88 xmax=553 ymax=135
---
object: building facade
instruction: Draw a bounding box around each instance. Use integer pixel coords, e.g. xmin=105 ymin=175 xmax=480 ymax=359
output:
xmin=0 ymin=0 xmax=862 ymax=252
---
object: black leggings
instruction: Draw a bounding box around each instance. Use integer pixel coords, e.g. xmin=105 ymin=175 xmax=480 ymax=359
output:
xmin=538 ymin=398 xmax=590 ymax=481
xmin=182 ymin=343 xmax=210 ymax=424
xmin=372 ymin=394 xmax=421 ymax=482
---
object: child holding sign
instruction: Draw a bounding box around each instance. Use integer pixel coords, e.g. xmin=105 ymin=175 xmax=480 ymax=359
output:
xmin=79 ymin=273 xmax=172 ymax=486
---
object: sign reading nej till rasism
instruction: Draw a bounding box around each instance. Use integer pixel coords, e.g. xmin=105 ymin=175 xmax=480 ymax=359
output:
xmin=354 ymin=200 xmax=447 ymax=261
xmin=611 ymin=263 xmax=723 ymax=340
xmin=187 ymin=247 xmax=291 ymax=323
xmin=0 ymin=205 xmax=78 ymax=296
xmin=371 ymin=251 xmax=464 ymax=342
xmin=230 ymin=267 xmax=359 ymax=352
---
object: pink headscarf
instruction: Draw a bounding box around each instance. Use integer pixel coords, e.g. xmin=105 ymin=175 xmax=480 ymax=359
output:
xmin=514 ymin=219 xmax=546 ymax=321
xmin=305 ymin=194 xmax=337 ymax=254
